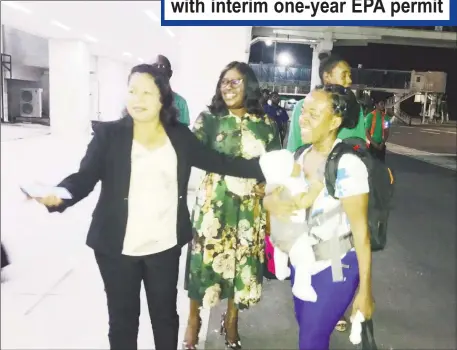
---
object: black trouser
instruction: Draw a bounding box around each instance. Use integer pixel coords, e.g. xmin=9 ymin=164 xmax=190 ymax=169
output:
xmin=95 ymin=245 xmax=181 ymax=350
xmin=369 ymin=143 xmax=386 ymax=162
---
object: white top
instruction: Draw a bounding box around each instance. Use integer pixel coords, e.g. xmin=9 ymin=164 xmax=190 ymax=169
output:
xmin=260 ymin=140 xmax=369 ymax=273
xmin=122 ymin=138 xmax=178 ymax=256
xmin=296 ymin=139 xmax=370 ymax=274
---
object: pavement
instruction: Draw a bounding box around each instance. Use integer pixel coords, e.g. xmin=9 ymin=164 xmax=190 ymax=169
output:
xmin=1 ymin=123 xmax=456 ymax=349
xmin=388 ymin=123 xmax=456 ymax=171
xmin=389 ymin=123 xmax=456 ymax=155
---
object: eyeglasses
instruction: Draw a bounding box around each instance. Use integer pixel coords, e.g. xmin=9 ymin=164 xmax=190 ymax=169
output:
xmin=221 ymin=79 xmax=243 ymax=88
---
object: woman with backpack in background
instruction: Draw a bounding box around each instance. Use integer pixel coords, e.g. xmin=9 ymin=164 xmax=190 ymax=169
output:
xmin=264 ymin=85 xmax=375 ymax=350
xmin=287 ymin=53 xmax=366 ymax=152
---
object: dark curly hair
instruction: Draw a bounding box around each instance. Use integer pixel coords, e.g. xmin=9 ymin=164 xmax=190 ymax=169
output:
xmin=315 ymin=84 xmax=360 ymax=130
xmin=318 ymin=52 xmax=349 ymax=83
xmin=208 ymin=61 xmax=264 ymax=117
xmin=125 ymin=64 xmax=178 ymax=126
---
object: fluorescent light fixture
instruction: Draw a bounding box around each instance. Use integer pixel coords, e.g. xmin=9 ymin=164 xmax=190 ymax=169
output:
xmin=277 ymin=52 xmax=293 ymax=66
xmin=84 ymin=34 xmax=98 ymax=43
xmin=145 ymin=10 xmax=159 ymax=22
xmin=2 ymin=1 xmax=32 ymax=14
xmin=165 ymin=28 xmax=175 ymax=37
xmin=138 ymin=57 xmax=144 ymax=63
xmin=50 ymin=20 xmax=70 ymax=31
xmin=123 ymin=52 xmax=133 ymax=57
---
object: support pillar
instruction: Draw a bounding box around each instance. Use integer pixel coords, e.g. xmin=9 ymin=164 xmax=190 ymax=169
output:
xmin=48 ymin=39 xmax=91 ymax=137
xmin=394 ymin=94 xmax=401 ymax=116
xmin=310 ymin=40 xmax=333 ymax=91
xmin=173 ymin=26 xmax=252 ymax=126
xmin=421 ymin=92 xmax=428 ymax=124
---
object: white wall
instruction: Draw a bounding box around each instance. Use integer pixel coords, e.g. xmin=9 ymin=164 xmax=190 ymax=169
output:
xmin=48 ymin=39 xmax=91 ymax=136
xmin=172 ymin=27 xmax=252 ymax=190
xmin=2 ymin=26 xmax=49 ymax=68
xmin=2 ymin=26 xmax=49 ymax=82
xmin=173 ymin=26 xmax=252 ymax=126
xmin=94 ymin=56 xmax=130 ymax=121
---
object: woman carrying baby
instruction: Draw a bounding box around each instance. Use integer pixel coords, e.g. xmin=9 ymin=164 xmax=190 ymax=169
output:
xmin=264 ymin=84 xmax=374 ymax=350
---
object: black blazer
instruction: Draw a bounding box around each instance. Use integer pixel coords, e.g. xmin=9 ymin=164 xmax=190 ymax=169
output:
xmin=49 ymin=116 xmax=265 ymax=256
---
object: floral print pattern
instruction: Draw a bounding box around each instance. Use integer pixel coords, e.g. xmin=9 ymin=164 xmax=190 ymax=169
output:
xmin=186 ymin=111 xmax=281 ymax=309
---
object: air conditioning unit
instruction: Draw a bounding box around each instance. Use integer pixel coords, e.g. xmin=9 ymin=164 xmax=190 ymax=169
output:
xmin=19 ymin=88 xmax=42 ymax=118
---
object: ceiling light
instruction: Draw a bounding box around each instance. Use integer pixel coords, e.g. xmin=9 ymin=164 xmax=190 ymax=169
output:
xmin=145 ymin=10 xmax=159 ymax=22
xmin=123 ymin=52 xmax=132 ymax=57
xmin=50 ymin=20 xmax=71 ymax=31
xmin=2 ymin=1 xmax=32 ymax=14
xmin=138 ymin=57 xmax=144 ymax=63
xmin=165 ymin=28 xmax=175 ymax=37
xmin=84 ymin=34 xmax=98 ymax=43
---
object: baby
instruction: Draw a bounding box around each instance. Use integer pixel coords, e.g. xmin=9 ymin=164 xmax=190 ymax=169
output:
xmin=260 ymin=150 xmax=324 ymax=301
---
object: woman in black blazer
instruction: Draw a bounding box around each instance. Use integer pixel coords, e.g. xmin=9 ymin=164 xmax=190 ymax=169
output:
xmin=31 ymin=64 xmax=268 ymax=350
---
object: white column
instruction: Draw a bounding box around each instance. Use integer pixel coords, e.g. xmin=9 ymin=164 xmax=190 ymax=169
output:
xmin=95 ymin=56 xmax=130 ymax=122
xmin=173 ymin=26 xmax=252 ymax=126
xmin=310 ymin=40 xmax=333 ymax=91
xmin=48 ymin=39 xmax=91 ymax=137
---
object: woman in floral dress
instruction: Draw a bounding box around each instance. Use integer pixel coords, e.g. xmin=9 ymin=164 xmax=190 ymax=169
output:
xmin=183 ymin=62 xmax=281 ymax=350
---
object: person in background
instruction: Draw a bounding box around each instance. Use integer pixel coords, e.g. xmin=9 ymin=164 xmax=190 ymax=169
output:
xmin=27 ymin=64 xmax=268 ymax=350
xmin=287 ymin=53 xmax=366 ymax=153
xmin=183 ymin=62 xmax=281 ymax=350
xmin=153 ymin=55 xmax=190 ymax=125
xmin=365 ymin=100 xmax=391 ymax=162
xmin=266 ymin=91 xmax=289 ymax=146
xmin=260 ymin=88 xmax=271 ymax=108
xmin=1 ymin=243 xmax=10 ymax=280
xmin=264 ymin=85 xmax=374 ymax=350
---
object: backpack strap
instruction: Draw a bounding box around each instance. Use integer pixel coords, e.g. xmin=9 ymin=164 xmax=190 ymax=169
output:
xmin=324 ymin=139 xmax=369 ymax=199
xmin=293 ymin=144 xmax=312 ymax=161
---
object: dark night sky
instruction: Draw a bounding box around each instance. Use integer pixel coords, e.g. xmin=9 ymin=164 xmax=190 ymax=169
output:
xmin=249 ymin=42 xmax=457 ymax=120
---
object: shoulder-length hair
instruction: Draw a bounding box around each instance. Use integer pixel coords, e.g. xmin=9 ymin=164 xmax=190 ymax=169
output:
xmin=208 ymin=61 xmax=264 ymax=117
xmin=124 ymin=64 xmax=178 ymax=126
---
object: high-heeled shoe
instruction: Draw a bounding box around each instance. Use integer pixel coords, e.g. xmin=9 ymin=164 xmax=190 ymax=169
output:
xmin=182 ymin=317 xmax=202 ymax=349
xmin=220 ymin=312 xmax=242 ymax=349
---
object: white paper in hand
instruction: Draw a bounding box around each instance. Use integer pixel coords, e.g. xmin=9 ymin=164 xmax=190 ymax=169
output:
xmin=20 ymin=184 xmax=73 ymax=200
xmin=349 ymin=310 xmax=365 ymax=345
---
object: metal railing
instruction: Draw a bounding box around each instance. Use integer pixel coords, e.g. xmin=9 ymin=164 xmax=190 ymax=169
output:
xmin=383 ymin=26 xmax=457 ymax=32
xmin=250 ymin=64 xmax=311 ymax=85
xmin=392 ymin=109 xmax=413 ymax=126
xmin=350 ymin=68 xmax=411 ymax=90
xmin=250 ymin=63 xmax=413 ymax=91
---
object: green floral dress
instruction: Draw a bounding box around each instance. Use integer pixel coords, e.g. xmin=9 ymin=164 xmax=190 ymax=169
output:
xmin=186 ymin=111 xmax=281 ymax=310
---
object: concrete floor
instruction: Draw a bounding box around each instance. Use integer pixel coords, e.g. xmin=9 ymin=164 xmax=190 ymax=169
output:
xmin=1 ymin=124 xmax=456 ymax=349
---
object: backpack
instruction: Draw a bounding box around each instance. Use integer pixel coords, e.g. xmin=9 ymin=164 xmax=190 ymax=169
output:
xmin=295 ymin=137 xmax=395 ymax=251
